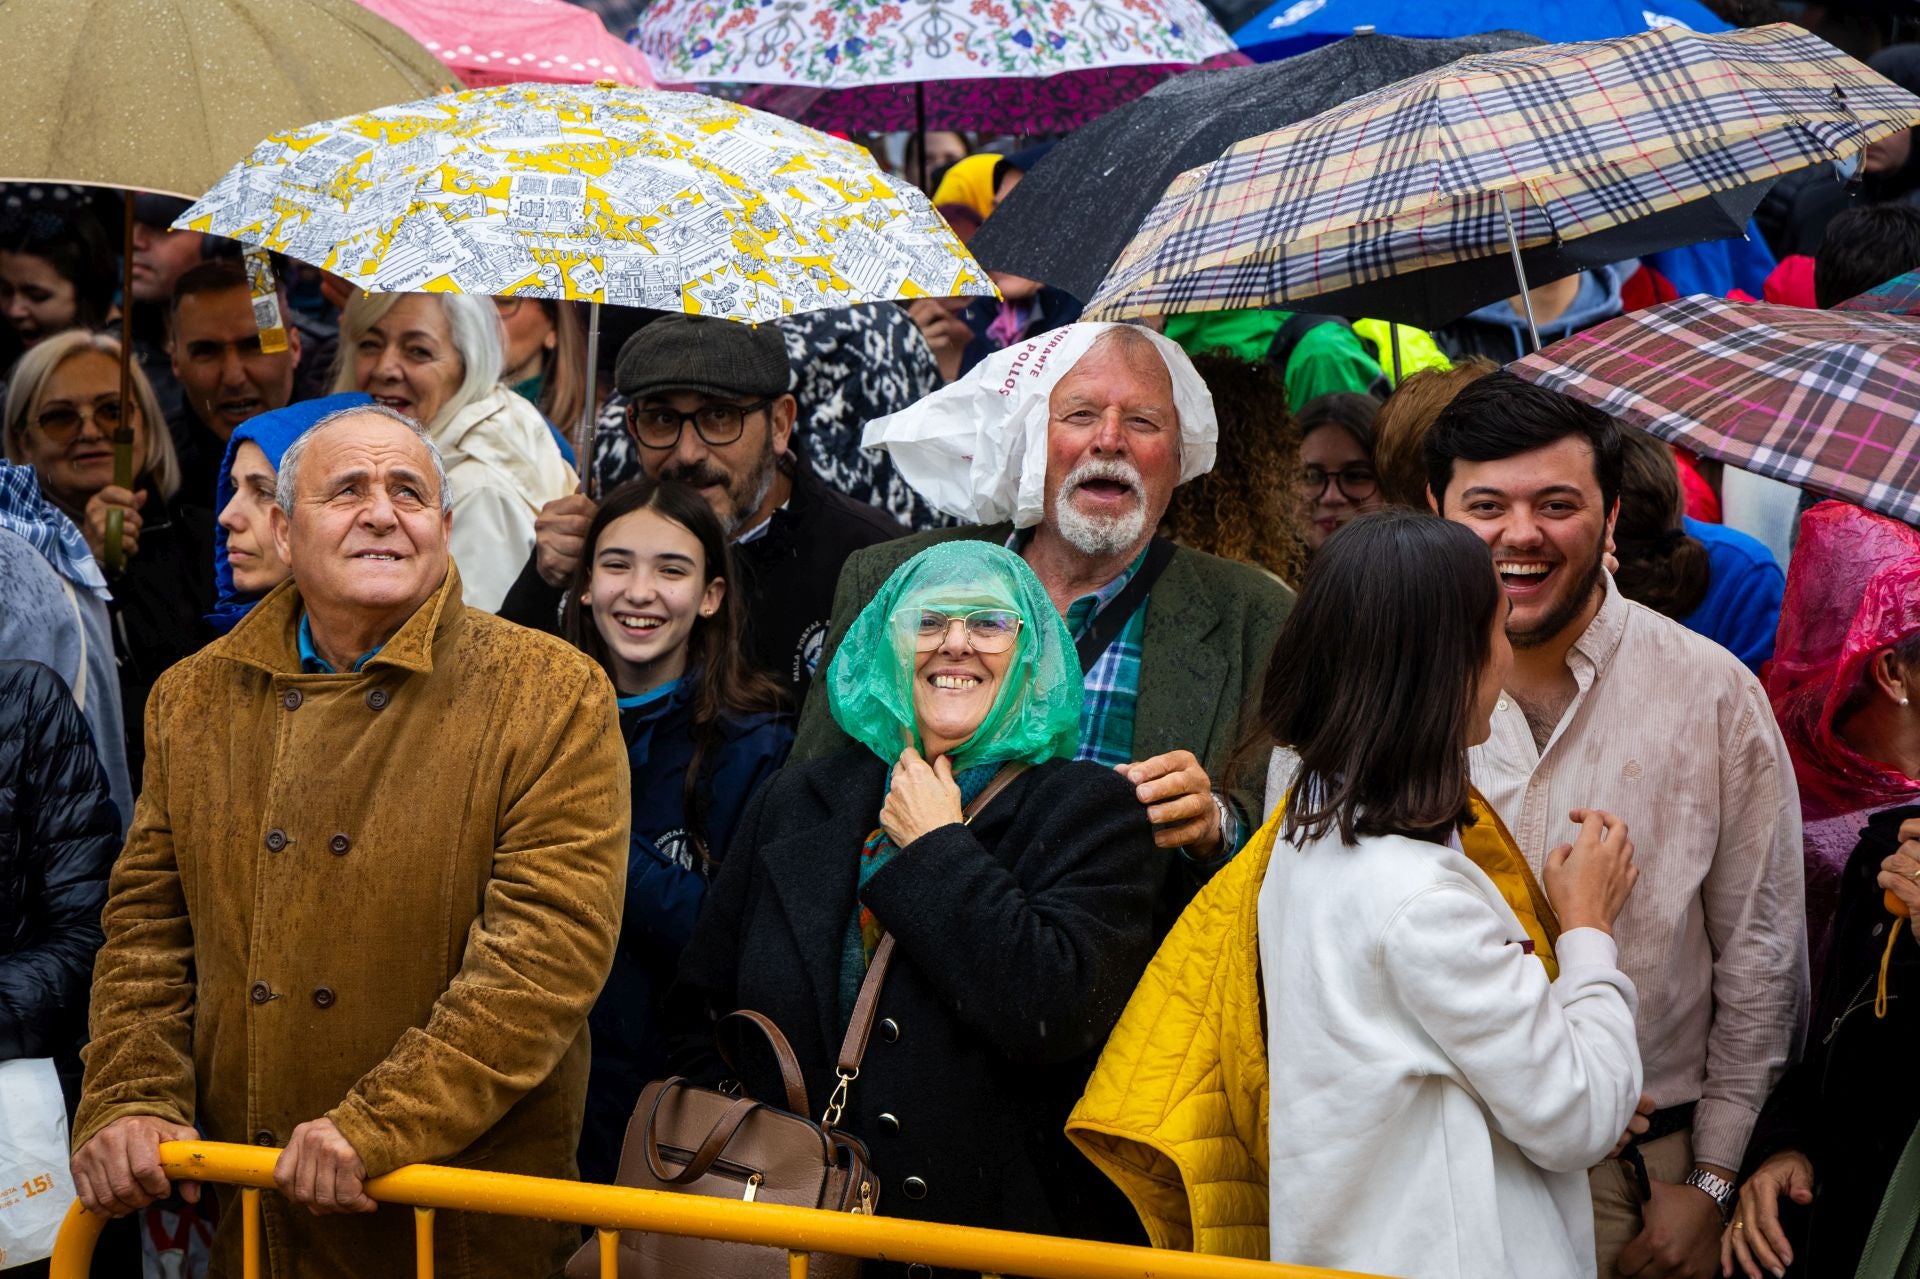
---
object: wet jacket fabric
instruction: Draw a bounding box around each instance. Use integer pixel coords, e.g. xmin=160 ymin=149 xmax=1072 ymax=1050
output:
xmin=665 ymin=750 xmax=1161 ymax=1274
xmin=579 ymin=680 xmax=792 ymax=1184
xmin=0 ymin=661 xmax=118 ymax=1093
xmin=434 ymin=384 xmax=578 ymax=613
xmin=105 ymin=489 xmax=217 ymax=791
xmin=0 ymin=524 xmax=130 ymax=828
xmin=74 ymin=565 xmax=629 ymax=1279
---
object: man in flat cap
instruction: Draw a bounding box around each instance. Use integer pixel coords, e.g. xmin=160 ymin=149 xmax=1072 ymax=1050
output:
xmin=498 ymin=314 xmax=903 ymax=697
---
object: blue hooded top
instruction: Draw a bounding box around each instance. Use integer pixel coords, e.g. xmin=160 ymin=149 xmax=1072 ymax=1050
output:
xmin=207 ymin=393 xmax=372 ymax=634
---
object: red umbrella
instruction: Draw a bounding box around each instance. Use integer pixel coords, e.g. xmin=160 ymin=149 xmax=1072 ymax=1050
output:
xmin=357 ymin=0 xmax=654 ymax=86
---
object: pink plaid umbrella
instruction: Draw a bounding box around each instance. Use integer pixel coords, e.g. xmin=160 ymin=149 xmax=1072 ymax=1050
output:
xmin=358 ymin=0 xmax=654 ymax=86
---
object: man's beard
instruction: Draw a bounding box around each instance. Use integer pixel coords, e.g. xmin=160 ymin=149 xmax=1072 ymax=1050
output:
xmin=1508 ymin=538 xmax=1606 ymax=650
xmin=660 ymin=449 xmax=777 ymax=536
xmin=1053 ymin=459 xmax=1148 ymax=557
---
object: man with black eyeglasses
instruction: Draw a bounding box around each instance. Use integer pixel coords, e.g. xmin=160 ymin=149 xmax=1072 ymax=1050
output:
xmin=497 ymin=314 xmax=903 ymax=697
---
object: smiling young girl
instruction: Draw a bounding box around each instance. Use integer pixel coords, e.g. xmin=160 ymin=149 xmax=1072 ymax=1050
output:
xmin=562 ymin=477 xmax=792 ymax=1183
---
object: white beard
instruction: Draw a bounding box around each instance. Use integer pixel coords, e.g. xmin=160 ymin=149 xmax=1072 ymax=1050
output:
xmin=1053 ymin=459 xmax=1147 ymax=557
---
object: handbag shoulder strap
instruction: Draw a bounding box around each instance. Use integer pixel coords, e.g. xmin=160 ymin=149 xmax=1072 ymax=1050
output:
xmin=827 ymin=762 xmax=1031 ymax=1112
xmin=1073 ymin=538 xmax=1175 ymax=675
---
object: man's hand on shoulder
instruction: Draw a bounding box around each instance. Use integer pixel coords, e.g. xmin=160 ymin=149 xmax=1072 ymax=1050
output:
xmin=1118 ymin=750 xmax=1223 ymax=854
xmin=71 ymin=1115 xmax=201 ymax=1217
xmin=275 ymin=1118 xmax=377 ymax=1215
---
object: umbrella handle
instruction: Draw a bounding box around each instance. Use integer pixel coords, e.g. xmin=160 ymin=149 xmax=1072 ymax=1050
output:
xmin=106 ymin=195 xmax=140 ymax=573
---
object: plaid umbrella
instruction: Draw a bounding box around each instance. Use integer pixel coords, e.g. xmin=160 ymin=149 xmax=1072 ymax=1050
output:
xmin=1834 ymin=268 xmax=1920 ymax=315
xmin=1509 ymin=293 xmax=1920 ymax=526
xmin=1086 ymin=24 xmax=1920 ymax=328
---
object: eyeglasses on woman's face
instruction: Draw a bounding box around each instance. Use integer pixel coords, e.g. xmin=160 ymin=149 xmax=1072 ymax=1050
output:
xmin=626 ymin=398 xmax=773 ymax=450
xmin=33 ymin=397 xmax=124 ymax=442
xmin=1298 ymin=463 xmax=1380 ymax=502
xmin=894 ymin=607 xmax=1024 ymax=654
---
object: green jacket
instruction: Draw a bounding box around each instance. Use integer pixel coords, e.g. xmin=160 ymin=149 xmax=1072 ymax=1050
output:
xmin=792 ymin=525 xmax=1294 ymax=865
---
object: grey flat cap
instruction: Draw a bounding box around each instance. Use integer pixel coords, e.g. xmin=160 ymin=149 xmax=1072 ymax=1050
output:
xmin=614 ymin=313 xmax=792 ymax=401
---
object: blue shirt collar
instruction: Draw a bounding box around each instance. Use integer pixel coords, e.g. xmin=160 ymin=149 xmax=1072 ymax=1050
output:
xmin=297 ymin=611 xmax=384 ymax=674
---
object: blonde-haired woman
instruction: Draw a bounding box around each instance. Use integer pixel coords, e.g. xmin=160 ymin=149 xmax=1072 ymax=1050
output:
xmin=332 ymin=291 xmax=575 ymax=611
xmin=4 ymin=329 xmax=213 ymax=788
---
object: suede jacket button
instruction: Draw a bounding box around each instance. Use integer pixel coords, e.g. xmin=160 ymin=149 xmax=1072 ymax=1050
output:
xmin=312 ymin=987 xmax=336 ymax=1009
xmin=364 ymin=688 xmax=389 ymax=711
xmin=249 ymin=981 xmax=273 ymax=1004
xmin=265 ymin=829 xmax=288 ymax=852
xmin=329 ymin=833 xmax=350 ymax=855
xmin=281 ymin=689 xmax=302 ymax=711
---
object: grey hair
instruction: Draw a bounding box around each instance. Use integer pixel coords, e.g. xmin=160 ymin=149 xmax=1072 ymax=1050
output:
xmin=328 ymin=291 xmax=503 ymax=432
xmin=275 ymin=403 xmax=453 ymax=515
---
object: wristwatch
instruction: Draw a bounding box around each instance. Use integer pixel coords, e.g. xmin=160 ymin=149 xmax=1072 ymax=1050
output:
xmin=1683 ymin=1168 xmax=1738 ymax=1219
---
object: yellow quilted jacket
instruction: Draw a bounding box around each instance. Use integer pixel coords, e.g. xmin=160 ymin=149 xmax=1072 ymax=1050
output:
xmin=1066 ymin=792 xmax=1557 ymax=1259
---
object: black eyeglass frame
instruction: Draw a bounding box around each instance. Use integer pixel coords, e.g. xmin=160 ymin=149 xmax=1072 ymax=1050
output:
xmin=625 ymin=397 xmax=776 ymax=450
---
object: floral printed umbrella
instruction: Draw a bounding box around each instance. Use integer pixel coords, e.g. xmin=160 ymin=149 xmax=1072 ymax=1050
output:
xmin=173 ymin=81 xmax=995 ymax=322
xmin=634 ymin=0 xmax=1241 ymax=133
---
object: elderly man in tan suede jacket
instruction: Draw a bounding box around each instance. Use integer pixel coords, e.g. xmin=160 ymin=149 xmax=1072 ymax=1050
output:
xmin=69 ymin=404 xmax=629 ymax=1278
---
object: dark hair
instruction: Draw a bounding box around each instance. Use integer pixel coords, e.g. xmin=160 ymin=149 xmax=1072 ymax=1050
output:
xmin=564 ymin=478 xmax=786 ymax=864
xmin=169 ymin=256 xmax=259 ymax=315
xmin=1814 ymin=203 xmax=1920 ymax=308
xmin=0 ymin=206 xmax=116 ymax=330
xmin=1159 ymin=353 xmax=1308 ymax=583
xmin=1611 ymin=427 xmax=1711 ymax=619
xmin=1373 ymin=357 xmax=1499 ymax=509
xmin=1256 ymin=510 xmax=1502 ymax=846
xmin=1425 ymin=370 xmax=1623 ymax=515
xmin=1295 ymin=390 xmax=1380 ymax=452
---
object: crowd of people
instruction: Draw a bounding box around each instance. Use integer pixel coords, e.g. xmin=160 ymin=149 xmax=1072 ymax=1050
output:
xmin=4 ymin=25 xmax=1920 ymax=1279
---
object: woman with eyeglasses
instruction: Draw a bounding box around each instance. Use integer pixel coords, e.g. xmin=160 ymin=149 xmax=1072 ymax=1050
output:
xmin=332 ymin=291 xmax=576 ymax=612
xmin=561 ymin=476 xmax=793 ymax=1186
xmin=665 ymin=541 xmax=1162 ymax=1264
xmin=1294 ymin=391 xmax=1384 ymax=554
xmin=3 ymin=330 xmax=214 ymax=791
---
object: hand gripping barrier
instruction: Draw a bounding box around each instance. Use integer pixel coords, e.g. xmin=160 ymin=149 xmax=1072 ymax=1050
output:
xmin=47 ymin=1141 xmax=1392 ymax=1279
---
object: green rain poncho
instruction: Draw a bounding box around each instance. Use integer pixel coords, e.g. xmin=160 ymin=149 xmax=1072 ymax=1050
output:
xmin=825 ymin=542 xmax=1081 ymax=770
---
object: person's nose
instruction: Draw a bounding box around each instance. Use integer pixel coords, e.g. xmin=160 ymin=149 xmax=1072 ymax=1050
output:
xmin=367 ymin=345 xmax=404 ymax=387
xmin=218 ymin=346 xmax=249 ymax=391
xmin=1499 ymin=510 xmax=1544 ymax=552
xmin=671 ymin=425 xmax=712 ymax=472
xmin=1090 ymin=408 xmax=1127 ymax=454
xmin=217 ymin=492 xmax=245 ymax=533
xmin=358 ymin=487 xmax=399 ymax=532
xmin=3 ymin=295 xmax=28 ymax=324
xmin=620 ymin=568 xmax=658 ymax=606
xmin=938 ymin=617 xmax=972 ymax=658
xmin=71 ymin=409 xmax=107 ymax=445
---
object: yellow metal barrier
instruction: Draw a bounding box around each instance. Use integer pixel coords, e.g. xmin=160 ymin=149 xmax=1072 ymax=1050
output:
xmin=48 ymin=1141 xmax=1389 ymax=1278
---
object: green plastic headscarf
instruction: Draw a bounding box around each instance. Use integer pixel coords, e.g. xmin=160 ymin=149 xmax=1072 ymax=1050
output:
xmin=826 ymin=542 xmax=1081 ymax=769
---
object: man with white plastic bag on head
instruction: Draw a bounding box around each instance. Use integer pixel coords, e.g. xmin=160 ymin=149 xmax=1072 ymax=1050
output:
xmin=790 ymin=322 xmax=1295 ymax=928
xmin=0 ymin=662 xmax=120 ymax=1270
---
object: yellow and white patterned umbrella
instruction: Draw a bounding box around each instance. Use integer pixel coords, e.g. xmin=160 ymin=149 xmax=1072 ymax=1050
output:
xmin=176 ymin=81 xmax=995 ymax=321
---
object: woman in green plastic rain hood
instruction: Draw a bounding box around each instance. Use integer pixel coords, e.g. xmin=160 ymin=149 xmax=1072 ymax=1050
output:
xmin=666 ymin=541 xmax=1164 ymax=1252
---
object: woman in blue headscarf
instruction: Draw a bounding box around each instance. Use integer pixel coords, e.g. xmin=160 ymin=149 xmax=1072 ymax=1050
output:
xmin=664 ymin=542 xmax=1161 ymax=1264
xmin=206 ymin=392 xmax=370 ymax=634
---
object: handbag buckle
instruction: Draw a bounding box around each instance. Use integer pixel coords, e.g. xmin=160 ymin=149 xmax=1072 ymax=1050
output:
xmin=821 ymin=1067 xmax=858 ymax=1128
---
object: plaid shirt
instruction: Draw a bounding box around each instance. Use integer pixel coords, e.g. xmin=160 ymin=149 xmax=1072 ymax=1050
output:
xmin=1047 ymin=541 xmax=1243 ymax=856
xmin=1061 ymin=553 xmax=1148 ymax=770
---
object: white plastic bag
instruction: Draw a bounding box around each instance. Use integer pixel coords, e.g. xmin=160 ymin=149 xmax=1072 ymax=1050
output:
xmin=861 ymin=322 xmax=1218 ymax=527
xmin=0 ymin=1058 xmax=78 ymax=1267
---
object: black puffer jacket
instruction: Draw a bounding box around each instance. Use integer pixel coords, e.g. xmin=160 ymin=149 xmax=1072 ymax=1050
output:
xmin=0 ymin=660 xmax=119 ymax=1087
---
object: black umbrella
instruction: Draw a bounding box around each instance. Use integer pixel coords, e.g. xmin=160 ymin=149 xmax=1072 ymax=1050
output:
xmin=972 ymin=30 xmax=1546 ymax=301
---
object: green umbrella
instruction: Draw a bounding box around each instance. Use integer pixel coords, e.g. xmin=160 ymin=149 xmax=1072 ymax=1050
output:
xmin=0 ymin=0 xmax=450 ymax=567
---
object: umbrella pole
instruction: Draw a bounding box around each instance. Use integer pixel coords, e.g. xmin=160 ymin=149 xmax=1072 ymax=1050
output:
xmin=1497 ymin=189 xmax=1541 ymax=354
xmin=915 ymin=82 xmax=928 ymax=191
xmin=106 ymin=195 xmax=138 ymax=574
xmin=579 ymin=300 xmax=601 ymax=497
xmin=1389 ymin=321 xmax=1403 ymax=387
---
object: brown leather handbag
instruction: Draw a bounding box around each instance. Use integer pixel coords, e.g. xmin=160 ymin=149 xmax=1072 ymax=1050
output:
xmin=567 ymin=764 xmax=1027 ymax=1279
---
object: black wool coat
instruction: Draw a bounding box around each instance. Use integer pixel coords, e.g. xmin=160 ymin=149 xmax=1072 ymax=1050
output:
xmin=1741 ymin=804 xmax=1920 ymax=1276
xmin=0 ymin=661 xmax=119 ymax=1095
xmin=665 ymin=749 xmax=1161 ymax=1270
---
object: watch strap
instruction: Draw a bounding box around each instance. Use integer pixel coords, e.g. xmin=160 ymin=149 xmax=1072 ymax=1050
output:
xmin=1683 ymin=1167 xmax=1737 ymax=1218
